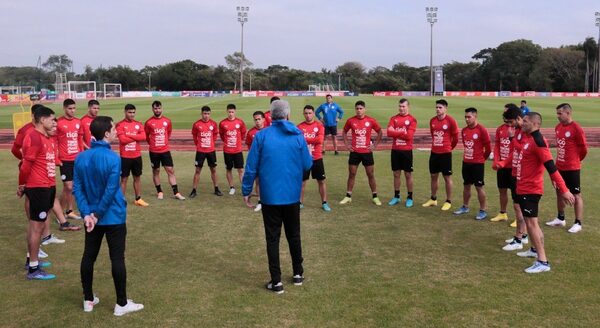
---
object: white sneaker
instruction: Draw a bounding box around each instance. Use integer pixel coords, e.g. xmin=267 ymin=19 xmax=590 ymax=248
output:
xmin=38 ymin=248 xmax=48 ymax=258
xmin=41 ymin=234 xmax=65 ymax=245
xmin=524 ymin=261 xmax=551 ymax=273
xmin=502 ymin=240 xmax=524 ymax=251
xmin=173 ymin=193 xmax=186 ymax=200
xmin=83 ymin=295 xmax=100 ymax=312
xmin=229 ymin=188 xmax=236 ymax=196
xmin=517 ymin=248 xmax=538 ymax=258
xmin=505 ymin=235 xmax=528 ymax=244
xmin=545 ymin=217 xmax=566 ymax=227
xmin=114 ymin=299 xmax=144 ymax=316
xmin=568 ymin=223 xmax=582 ymax=233
xmin=254 ymin=203 xmax=262 ymax=212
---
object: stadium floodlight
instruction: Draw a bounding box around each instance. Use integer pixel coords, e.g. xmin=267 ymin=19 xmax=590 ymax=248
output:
xmin=236 ymin=6 xmax=249 ymax=95
xmin=426 ymin=6 xmax=438 ymax=96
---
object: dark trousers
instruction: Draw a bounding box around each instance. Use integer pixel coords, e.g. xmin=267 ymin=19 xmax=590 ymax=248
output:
xmin=261 ymin=204 xmax=303 ymax=283
xmin=80 ymin=224 xmax=127 ymax=306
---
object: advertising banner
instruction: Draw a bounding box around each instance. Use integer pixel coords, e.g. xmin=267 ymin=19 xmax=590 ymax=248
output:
xmin=182 ymin=91 xmax=212 ymax=97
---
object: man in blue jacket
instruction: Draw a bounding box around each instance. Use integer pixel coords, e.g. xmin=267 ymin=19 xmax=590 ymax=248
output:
xmin=315 ymin=94 xmax=344 ymax=155
xmin=242 ymin=100 xmax=313 ymax=294
xmin=73 ymin=116 xmax=144 ymax=316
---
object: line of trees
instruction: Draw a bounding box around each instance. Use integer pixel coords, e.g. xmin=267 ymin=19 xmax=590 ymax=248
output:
xmin=1 ymin=38 xmax=598 ymax=93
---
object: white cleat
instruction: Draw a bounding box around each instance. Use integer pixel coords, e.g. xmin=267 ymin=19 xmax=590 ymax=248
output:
xmin=114 ymin=299 xmax=144 ymax=316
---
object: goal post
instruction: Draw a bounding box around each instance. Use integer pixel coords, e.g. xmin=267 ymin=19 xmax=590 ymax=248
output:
xmin=67 ymin=81 xmax=96 ymax=100
xmin=102 ymin=83 xmax=122 ymax=99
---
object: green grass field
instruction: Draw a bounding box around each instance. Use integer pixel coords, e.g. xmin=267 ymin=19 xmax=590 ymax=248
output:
xmin=1 ymin=146 xmax=599 ymax=327
xmin=1 ymin=95 xmax=600 ymax=130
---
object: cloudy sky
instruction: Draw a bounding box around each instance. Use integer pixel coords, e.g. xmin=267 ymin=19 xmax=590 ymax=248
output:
xmin=1 ymin=0 xmax=598 ymax=72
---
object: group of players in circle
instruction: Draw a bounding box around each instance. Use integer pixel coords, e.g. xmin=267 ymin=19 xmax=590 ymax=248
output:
xmin=13 ymin=94 xmax=587 ymax=289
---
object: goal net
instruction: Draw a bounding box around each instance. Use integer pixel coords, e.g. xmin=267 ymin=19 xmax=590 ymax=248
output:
xmin=102 ymin=83 xmax=122 ymax=99
xmin=67 ymin=81 xmax=96 ymax=100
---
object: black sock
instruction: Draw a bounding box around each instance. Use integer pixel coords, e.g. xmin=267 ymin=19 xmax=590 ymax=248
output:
xmin=346 ymin=192 xmax=352 ymax=198
xmin=540 ymin=260 xmax=549 ymax=265
xmin=65 ymin=209 xmax=72 ymax=215
xmin=41 ymin=235 xmax=51 ymax=242
xmin=500 ymin=211 xmax=506 ymax=214
xmin=230 ymin=186 xmax=235 ymax=189
xmin=172 ymin=185 xmax=179 ymax=194
xmin=191 ymin=188 xmax=196 ymax=194
xmin=531 ymin=247 xmax=537 ymax=253
xmin=514 ymin=237 xmax=521 ymax=243
xmin=394 ymin=190 xmax=400 ymax=198
xmin=155 ymin=185 xmax=163 ymax=193
xmin=135 ymin=195 xmax=141 ymax=201
xmin=522 ymin=234 xmax=528 ymax=239
xmin=372 ymin=193 xmax=378 ymax=198
xmin=322 ymin=201 xmax=327 ymax=205
xmin=445 ymin=200 xmax=451 ymax=204
xmin=214 ymin=186 xmax=220 ymax=192
xmin=557 ymin=213 xmax=565 ymax=221
xmin=431 ymin=196 xmax=437 ymax=201
xmin=407 ymin=192 xmax=413 ymax=200
xmin=575 ymin=219 xmax=582 ymax=225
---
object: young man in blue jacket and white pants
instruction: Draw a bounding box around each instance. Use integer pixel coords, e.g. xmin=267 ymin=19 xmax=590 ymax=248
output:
xmin=74 ymin=116 xmax=144 ymax=316
xmin=242 ymin=100 xmax=313 ymax=294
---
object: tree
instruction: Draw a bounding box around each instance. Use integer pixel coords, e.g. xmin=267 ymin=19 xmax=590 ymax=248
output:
xmin=42 ymin=54 xmax=73 ymax=73
xmin=530 ymin=47 xmax=585 ymax=91
xmin=335 ymin=62 xmax=366 ymax=92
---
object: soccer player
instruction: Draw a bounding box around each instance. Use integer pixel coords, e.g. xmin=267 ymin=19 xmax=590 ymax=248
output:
xmin=245 ymin=111 xmax=266 ymax=212
xmin=315 ymin=94 xmax=344 ymax=155
xmin=74 ymin=116 xmax=144 ymax=315
xmin=422 ymin=99 xmax=459 ymax=211
xmin=219 ymin=104 xmax=247 ymax=195
xmin=386 ymin=98 xmax=417 ymax=207
xmin=546 ymin=103 xmax=588 ymax=233
xmin=116 ymin=104 xmax=149 ymax=206
xmin=453 ymin=108 xmax=491 ymax=220
xmin=263 ymin=96 xmax=279 ymax=127
xmin=298 ymin=105 xmax=331 ymax=212
xmin=513 ymin=112 xmax=574 ymax=273
xmin=18 ymin=106 xmax=58 ymax=280
xmin=56 ymin=98 xmax=85 ymax=220
xmin=144 ymin=100 xmax=185 ymax=200
xmin=190 ymin=106 xmax=224 ymax=198
xmin=520 ymin=100 xmax=530 ymax=115
xmin=80 ymin=99 xmax=100 ymax=149
xmin=339 ymin=100 xmax=382 ymax=206
xmin=490 ymin=104 xmax=520 ymax=223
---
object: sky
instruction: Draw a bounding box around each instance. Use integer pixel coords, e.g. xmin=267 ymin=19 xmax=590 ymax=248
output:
xmin=1 ymin=0 xmax=599 ymax=73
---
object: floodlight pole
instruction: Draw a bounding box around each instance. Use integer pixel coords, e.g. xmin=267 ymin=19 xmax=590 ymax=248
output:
xmin=596 ymin=12 xmax=600 ymax=93
xmin=426 ymin=7 xmax=438 ymax=96
xmin=147 ymin=71 xmax=152 ymax=91
xmin=237 ymin=6 xmax=249 ymax=95
xmin=338 ymin=73 xmax=342 ymax=91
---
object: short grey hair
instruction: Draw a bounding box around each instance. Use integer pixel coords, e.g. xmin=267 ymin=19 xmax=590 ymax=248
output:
xmin=271 ymin=100 xmax=290 ymax=120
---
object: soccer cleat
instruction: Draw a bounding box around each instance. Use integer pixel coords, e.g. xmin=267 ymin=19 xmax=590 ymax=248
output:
xmin=490 ymin=212 xmax=509 ymax=222
xmin=41 ymin=234 xmax=65 ymax=245
xmin=322 ymin=203 xmax=332 ymax=212
xmin=568 ymin=223 xmax=582 ymax=233
xmin=157 ymin=192 xmax=164 ymax=200
xmin=524 ymin=261 xmax=551 ymax=274
xmin=229 ymin=187 xmax=236 ymax=196
xmin=188 ymin=190 xmax=197 ymax=199
xmin=339 ymin=197 xmax=352 ymax=205
xmin=59 ymin=221 xmax=81 ymax=231
xmin=505 ymin=235 xmax=529 ymax=244
xmin=214 ymin=189 xmax=224 ymax=196
xmin=292 ymin=275 xmax=304 ymax=286
xmin=134 ymin=198 xmax=149 ymax=207
xmin=502 ymin=240 xmax=524 ymax=251
xmin=254 ymin=203 xmax=262 ymax=212
xmin=517 ymin=248 xmax=538 ymax=258
xmin=113 ymin=299 xmax=144 ymax=316
xmin=27 ymin=268 xmax=56 ymax=280
xmin=422 ymin=199 xmax=437 ymax=207
xmin=546 ymin=217 xmax=566 ymax=227
xmin=265 ymin=281 xmax=284 ymax=294
xmin=388 ymin=197 xmax=400 ymax=206
xmin=441 ymin=202 xmax=452 ymax=211
xmin=25 ymin=260 xmax=52 ymax=270
xmin=372 ymin=197 xmax=382 ymax=206
xmin=83 ymin=295 xmax=100 ymax=312
xmin=453 ymin=206 xmax=469 ymax=215
xmin=173 ymin=193 xmax=186 ymax=200
xmin=475 ymin=210 xmax=488 ymax=221
xmin=66 ymin=212 xmax=82 ymax=220
xmin=510 ymin=220 xmax=517 ymax=228
xmin=405 ymin=198 xmax=414 ymax=208
xmin=38 ymin=248 xmax=48 ymax=258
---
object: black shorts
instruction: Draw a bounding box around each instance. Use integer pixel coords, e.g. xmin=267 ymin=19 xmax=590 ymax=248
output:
xmin=195 ymin=151 xmax=217 ymax=168
xmin=559 ymin=170 xmax=581 ymax=194
xmin=509 ymin=176 xmax=518 ymax=202
xmin=516 ymin=194 xmax=542 ymax=218
xmin=303 ymin=159 xmax=326 ymax=181
xmin=496 ymin=168 xmax=512 ymax=189
xmin=224 ymin=152 xmax=244 ymax=170
xmin=391 ymin=150 xmax=413 ymax=172
xmin=24 ymin=186 xmax=56 ymax=222
xmin=324 ymin=126 xmax=338 ymax=136
xmin=429 ymin=152 xmax=452 ymax=176
xmin=121 ymin=157 xmax=143 ymax=177
xmin=60 ymin=161 xmax=74 ymax=182
xmin=149 ymin=151 xmax=174 ymax=169
xmin=348 ymin=152 xmax=374 ymax=167
xmin=462 ymin=162 xmax=484 ymax=186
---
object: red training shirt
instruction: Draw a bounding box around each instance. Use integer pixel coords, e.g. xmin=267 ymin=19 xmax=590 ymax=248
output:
xmin=298 ymin=120 xmax=325 ymax=160
xmin=80 ymin=114 xmax=95 ymax=148
xmin=555 ymin=121 xmax=587 ymax=171
xmin=55 ymin=116 xmax=83 ymax=161
xmin=144 ymin=116 xmax=172 ymax=153
xmin=264 ymin=111 xmax=272 ymax=127
xmin=343 ymin=115 xmax=381 ymax=154
xmin=429 ymin=115 xmax=459 ymax=154
xmin=11 ymin=122 xmax=34 ymax=160
xmin=461 ymin=123 xmax=491 ymax=164
xmin=493 ymin=123 xmax=513 ymax=169
xmin=245 ymin=127 xmax=262 ymax=149
xmin=19 ymin=129 xmax=57 ymax=187
xmin=192 ymin=119 xmax=218 ymax=153
xmin=219 ymin=118 xmax=247 ymax=154
xmin=387 ymin=114 xmax=417 ymax=151
xmin=116 ymin=119 xmax=146 ymax=158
